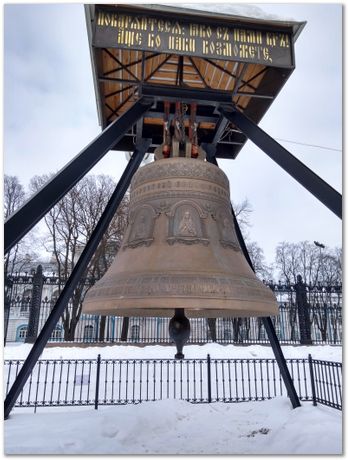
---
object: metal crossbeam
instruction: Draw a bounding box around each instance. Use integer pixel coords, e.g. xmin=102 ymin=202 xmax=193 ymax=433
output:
xmin=220 ymin=106 xmax=342 ymax=219
xmin=211 ymin=117 xmax=231 ymax=145
xmin=232 ymin=63 xmax=248 ymax=99
xmin=238 ymin=67 xmax=268 ymax=91
xmin=106 ymin=89 xmax=137 ymax=122
xmin=105 ymin=84 xmax=134 ymax=99
xmin=4 ymin=98 xmax=154 ymax=254
xmin=99 ymin=77 xmax=140 ymax=85
xmin=145 ymin=54 xmax=173 ymax=82
xmin=4 ymin=140 xmax=151 ymax=419
xmin=141 ymin=83 xmax=233 ymax=105
xmin=104 ymin=52 xmax=160 ymax=78
xmin=102 ymin=48 xmax=139 ymax=81
xmin=189 ymin=57 xmax=210 ymax=89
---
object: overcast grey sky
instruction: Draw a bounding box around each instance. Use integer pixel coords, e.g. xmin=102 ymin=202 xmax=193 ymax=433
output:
xmin=4 ymin=3 xmax=342 ymax=265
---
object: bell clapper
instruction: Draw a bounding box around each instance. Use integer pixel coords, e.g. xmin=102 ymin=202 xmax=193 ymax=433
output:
xmin=169 ymin=308 xmax=191 ymax=359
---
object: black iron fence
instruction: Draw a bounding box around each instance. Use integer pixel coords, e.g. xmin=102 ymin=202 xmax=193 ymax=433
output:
xmin=308 ymin=355 xmax=342 ymax=410
xmin=5 ymin=268 xmax=342 ymax=345
xmin=4 ymin=355 xmax=341 ymax=411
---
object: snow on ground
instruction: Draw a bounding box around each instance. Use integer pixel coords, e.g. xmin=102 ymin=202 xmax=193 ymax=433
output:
xmin=4 ymin=342 xmax=342 ymax=362
xmin=4 ymin=396 xmax=341 ymax=454
xmin=4 ymin=343 xmax=342 ymax=454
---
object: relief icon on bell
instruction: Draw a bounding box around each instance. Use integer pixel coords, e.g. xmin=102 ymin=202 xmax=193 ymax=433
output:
xmin=214 ymin=206 xmax=241 ymax=251
xmin=167 ymin=201 xmax=209 ymax=246
xmin=178 ymin=210 xmax=196 ymax=236
xmin=124 ymin=204 xmax=158 ymax=249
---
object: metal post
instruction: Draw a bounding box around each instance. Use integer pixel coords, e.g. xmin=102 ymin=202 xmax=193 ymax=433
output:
xmin=308 ymin=354 xmax=317 ymax=406
xmin=207 ymin=152 xmax=301 ymax=409
xmin=207 ymin=354 xmax=212 ymax=403
xmin=25 ymin=265 xmax=45 ymax=344
xmin=295 ymin=275 xmax=312 ymax=345
xmin=4 ymin=276 xmax=13 ymax=346
xmin=219 ymin=106 xmax=342 ymax=219
xmin=121 ymin=317 xmax=130 ymax=341
xmin=4 ymin=139 xmax=151 ymax=420
xmin=98 ymin=316 xmax=106 ymax=342
xmin=5 ymin=98 xmax=154 ymax=254
xmin=95 ymin=354 xmax=101 ymax=410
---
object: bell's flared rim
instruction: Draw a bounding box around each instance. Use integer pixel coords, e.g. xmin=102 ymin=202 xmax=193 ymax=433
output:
xmin=83 ymin=297 xmax=279 ymax=318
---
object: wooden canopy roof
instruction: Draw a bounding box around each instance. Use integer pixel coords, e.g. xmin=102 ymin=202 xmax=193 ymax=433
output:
xmin=85 ymin=4 xmax=305 ymax=159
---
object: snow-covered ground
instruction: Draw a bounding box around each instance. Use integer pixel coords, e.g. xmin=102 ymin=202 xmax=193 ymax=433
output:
xmin=4 ymin=397 xmax=342 ymax=455
xmin=4 ymin=343 xmax=342 ymax=454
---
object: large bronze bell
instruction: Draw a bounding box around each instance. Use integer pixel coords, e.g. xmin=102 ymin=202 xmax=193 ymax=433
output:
xmin=83 ymin=156 xmax=278 ymax=357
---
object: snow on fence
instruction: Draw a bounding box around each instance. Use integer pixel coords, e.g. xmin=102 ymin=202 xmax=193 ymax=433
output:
xmin=4 ymin=355 xmax=342 ymax=412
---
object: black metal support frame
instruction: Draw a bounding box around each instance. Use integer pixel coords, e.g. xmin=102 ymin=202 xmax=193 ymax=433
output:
xmin=219 ymin=106 xmax=342 ymax=219
xmin=5 ymin=84 xmax=339 ymax=416
xmin=4 ymin=139 xmax=151 ymax=419
xmin=4 ymin=97 xmax=154 ymax=254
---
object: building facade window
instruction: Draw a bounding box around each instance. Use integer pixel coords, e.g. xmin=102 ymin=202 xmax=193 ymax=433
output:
xmin=223 ymin=328 xmax=232 ymax=341
xmin=50 ymin=326 xmax=63 ymax=341
xmin=83 ymin=325 xmax=94 ymax=341
xmin=16 ymin=325 xmax=28 ymax=342
xmin=20 ymin=289 xmax=32 ymax=313
xmin=50 ymin=290 xmax=60 ymax=311
xmin=131 ymin=325 xmax=140 ymax=342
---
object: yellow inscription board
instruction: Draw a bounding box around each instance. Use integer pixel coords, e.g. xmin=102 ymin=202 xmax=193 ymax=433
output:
xmin=94 ymin=8 xmax=293 ymax=68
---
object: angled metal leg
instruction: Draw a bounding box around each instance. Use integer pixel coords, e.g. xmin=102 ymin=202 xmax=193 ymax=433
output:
xmin=207 ymin=152 xmax=301 ymax=409
xmin=4 ymin=139 xmax=151 ymax=419
xmin=219 ymin=106 xmax=342 ymax=219
xmin=261 ymin=317 xmax=301 ymax=408
xmin=5 ymin=97 xmax=154 ymax=253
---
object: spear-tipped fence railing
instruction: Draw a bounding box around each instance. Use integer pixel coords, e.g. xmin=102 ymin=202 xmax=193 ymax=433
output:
xmin=4 ymin=355 xmax=341 ymax=412
xmin=4 ymin=273 xmax=342 ymax=346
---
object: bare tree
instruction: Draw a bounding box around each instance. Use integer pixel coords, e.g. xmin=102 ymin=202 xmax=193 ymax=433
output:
xmin=4 ymin=175 xmax=25 ymax=219
xmin=30 ymin=173 xmax=129 ymax=340
xmin=246 ymin=241 xmax=272 ymax=280
xmin=232 ymin=198 xmax=252 ymax=237
xmin=317 ymin=248 xmax=342 ymax=285
xmin=233 ymin=198 xmax=272 ymax=280
xmin=275 ymin=241 xmax=341 ymax=285
xmin=4 ymin=175 xmax=39 ymax=275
